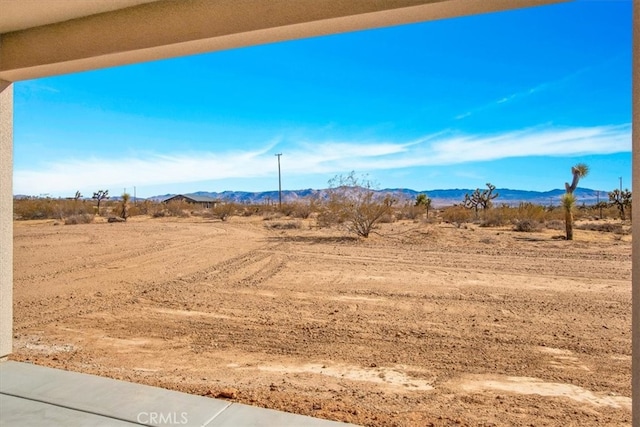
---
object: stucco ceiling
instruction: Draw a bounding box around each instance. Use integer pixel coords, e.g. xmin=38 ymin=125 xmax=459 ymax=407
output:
xmin=0 ymin=0 xmax=569 ymax=82
xmin=0 ymin=0 xmax=161 ymax=33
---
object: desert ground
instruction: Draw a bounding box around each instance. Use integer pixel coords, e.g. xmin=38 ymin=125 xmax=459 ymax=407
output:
xmin=10 ymin=215 xmax=631 ymax=426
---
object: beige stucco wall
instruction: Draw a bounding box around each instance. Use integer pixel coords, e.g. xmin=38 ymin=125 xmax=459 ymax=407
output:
xmin=0 ymin=80 xmax=13 ymax=359
xmin=632 ymin=0 xmax=639 ymax=423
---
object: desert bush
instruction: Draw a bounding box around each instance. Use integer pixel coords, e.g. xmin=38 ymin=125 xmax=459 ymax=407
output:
xmin=212 ymin=201 xmax=237 ymax=221
xmin=265 ymin=220 xmax=302 ymax=230
xmin=545 ymin=219 xmax=564 ymax=230
xmin=286 ymin=201 xmax=316 ymax=219
xmin=513 ymin=219 xmax=542 ymax=232
xmin=318 ymin=172 xmax=395 ymax=238
xmin=515 ymin=203 xmax=546 ymax=223
xmin=64 ymin=213 xmax=94 ymax=225
xmin=575 ymin=222 xmax=625 ymax=233
xmin=316 ymin=205 xmax=344 ymax=228
xmin=441 ymin=205 xmax=473 ymax=227
xmin=479 ymin=207 xmax=508 ymax=227
xmin=126 ymin=200 xmax=158 ymax=217
xmin=397 ymin=203 xmax=425 ymax=220
xmin=377 ymin=213 xmax=396 ymax=224
xmin=165 ymin=200 xmax=191 ymax=217
xmin=14 ymin=198 xmax=94 ymax=221
xmin=263 ymin=211 xmax=284 ymax=221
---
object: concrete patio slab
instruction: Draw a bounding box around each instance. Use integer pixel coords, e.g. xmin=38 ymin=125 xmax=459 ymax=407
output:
xmin=0 ymin=394 xmax=138 ymax=426
xmin=0 ymin=361 xmax=356 ymax=426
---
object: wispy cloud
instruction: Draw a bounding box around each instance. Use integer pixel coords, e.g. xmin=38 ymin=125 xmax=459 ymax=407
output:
xmin=14 ymin=124 xmax=631 ymax=195
xmin=455 ymin=63 xmax=597 ymax=120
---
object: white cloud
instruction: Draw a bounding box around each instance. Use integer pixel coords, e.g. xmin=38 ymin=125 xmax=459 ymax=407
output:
xmin=14 ymin=124 xmax=631 ymax=196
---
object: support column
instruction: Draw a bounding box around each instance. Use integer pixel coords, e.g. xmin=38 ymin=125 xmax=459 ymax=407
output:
xmin=633 ymin=0 xmax=639 ymax=422
xmin=0 ymin=80 xmax=13 ymax=359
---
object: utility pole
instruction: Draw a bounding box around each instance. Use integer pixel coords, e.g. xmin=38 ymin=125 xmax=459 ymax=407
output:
xmin=275 ymin=153 xmax=282 ymax=210
xmin=619 ymin=176 xmax=623 ymax=193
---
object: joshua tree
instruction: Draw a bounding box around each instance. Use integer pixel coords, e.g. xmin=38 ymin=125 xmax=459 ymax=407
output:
xmin=562 ymin=163 xmax=589 ymax=240
xmin=74 ymin=191 xmax=82 ymax=201
xmin=415 ymin=193 xmax=432 ymax=217
xmin=565 ymin=163 xmax=589 ymax=194
xmin=608 ymin=188 xmax=632 ymax=220
xmin=463 ymin=183 xmax=498 ymax=218
xmin=562 ymin=193 xmax=576 ymax=240
xmin=119 ymin=193 xmax=130 ymax=221
xmin=92 ymin=190 xmax=110 ymax=216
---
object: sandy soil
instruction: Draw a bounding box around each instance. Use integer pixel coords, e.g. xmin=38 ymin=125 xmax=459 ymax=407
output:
xmin=11 ymin=215 xmax=631 ymax=426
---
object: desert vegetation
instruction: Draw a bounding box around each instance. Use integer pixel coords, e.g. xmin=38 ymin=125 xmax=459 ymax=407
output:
xmin=13 ymin=179 xmax=632 ymax=240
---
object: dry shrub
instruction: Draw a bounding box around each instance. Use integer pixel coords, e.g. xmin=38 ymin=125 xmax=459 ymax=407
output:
xmin=165 ymin=200 xmax=191 ymax=217
xmin=212 ymin=202 xmax=237 ymax=221
xmin=576 ymin=222 xmax=625 ymax=234
xmin=265 ymin=220 xmax=302 ymax=230
xmin=441 ymin=205 xmax=472 ymax=227
xmin=515 ymin=203 xmax=546 ymax=223
xmin=396 ymin=204 xmax=425 ymax=220
xmin=14 ymin=198 xmax=93 ymax=220
xmin=263 ymin=211 xmax=284 ymax=221
xmin=287 ymin=201 xmax=316 ymax=219
xmin=513 ymin=219 xmax=542 ymax=232
xmin=64 ymin=213 xmax=94 ymax=225
xmin=480 ymin=207 xmax=508 ymax=227
xmin=317 ymin=173 xmax=396 ymax=238
xmin=479 ymin=237 xmax=496 ymax=244
xmin=316 ymin=206 xmax=343 ymax=228
xmin=238 ymin=205 xmax=262 ymax=217
xmin=378 ymin=213 xmax=396 ymax=224
xmin=545 ymin=219 xmax=564 ymax=230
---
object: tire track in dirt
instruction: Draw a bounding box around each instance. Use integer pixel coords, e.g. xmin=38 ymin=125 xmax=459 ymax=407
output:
xmin=283 ymin=246 xmax=629 ymax=282
xmin=15 ymin=231 xmax=227 ymax=285
xmin=15 ymin=244 xmax=284 ymax=330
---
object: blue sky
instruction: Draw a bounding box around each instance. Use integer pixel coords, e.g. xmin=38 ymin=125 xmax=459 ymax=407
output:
xmin=14 ymin=0 xmax=632 ymax=198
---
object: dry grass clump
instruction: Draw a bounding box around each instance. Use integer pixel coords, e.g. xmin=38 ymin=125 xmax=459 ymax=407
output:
xmin=265 ymin=220 xmax=303 ymax=230
xmin=545 ymin=219 xmax=564 ymax=230
xmin=441 ymin=206 xmax=473 ymax=227
xmin=64 ymin=213 xmax=94 ymax=225
xmin=396 ymin=204 xmax=426 ymax=221
xmin=263 ymin=211 xmax=284 ymax=221
xmin=576 ymin=222 xmax=627 ymax=234
xmin=513 ymin=219 xmax=542 ymax=232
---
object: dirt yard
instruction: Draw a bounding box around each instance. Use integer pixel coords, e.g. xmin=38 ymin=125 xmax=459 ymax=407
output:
xmin=10 ymin=215 xmax=631 ymax=426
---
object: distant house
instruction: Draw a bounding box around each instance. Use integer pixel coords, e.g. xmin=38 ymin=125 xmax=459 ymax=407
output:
xmin=162 ymin=194 xmax=219 ymax=209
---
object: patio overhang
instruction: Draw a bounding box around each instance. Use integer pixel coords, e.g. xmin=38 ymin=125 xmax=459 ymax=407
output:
xmin=1 ymin=0 xmax=567 ymax=82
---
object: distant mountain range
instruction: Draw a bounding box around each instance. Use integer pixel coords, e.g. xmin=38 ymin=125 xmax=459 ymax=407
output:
xmin=148 ymin=187 xmax=608 ymax=208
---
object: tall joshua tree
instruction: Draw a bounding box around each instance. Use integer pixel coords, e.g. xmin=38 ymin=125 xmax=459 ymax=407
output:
xmin=563 ymin=163 xmax=589 ymax=240
xmin=92 ymin=189 xmax=110 ymax=216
